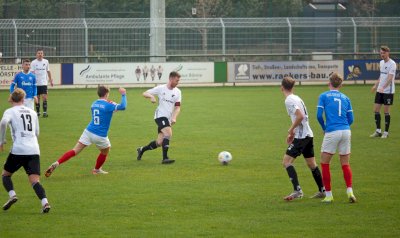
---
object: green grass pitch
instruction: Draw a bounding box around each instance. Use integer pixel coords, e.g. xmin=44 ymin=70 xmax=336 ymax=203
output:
xmin=0 ymin=85 xmax=398 ymax=237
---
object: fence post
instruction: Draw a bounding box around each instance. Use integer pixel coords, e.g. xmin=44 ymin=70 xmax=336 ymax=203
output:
xmin=150 ymin=0 xmax=166 ymax=63
xmin=83 ymin=18 xmax=88 ymax=63
xmin=220 ymin=18 xmax=226 ymax=62
xmin=351 ymin=17 xmax=357 ymax=60
xmin=286 ymin=18 xmax=292 ymax=61
xmin=13 ymin=19 xmax=18 ymax=63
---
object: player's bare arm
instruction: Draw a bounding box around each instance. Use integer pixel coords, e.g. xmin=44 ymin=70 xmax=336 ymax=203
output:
xmin=287 ymin=109 xmax=303 ymax=144
xmin=143 ymin=91 xmax=156 ymax=103
xmin=48 ymin=71 xmax=53 ymax=87
xmin=171 ymin=105 xmax=181 ymax=125
xmin=371 ymin=78 xmax=380 ymax=92
xmin=0 ymin=118 xmax=9 ymax=149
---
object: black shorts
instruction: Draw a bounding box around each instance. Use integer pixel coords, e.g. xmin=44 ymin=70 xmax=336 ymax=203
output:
xmin=37 ymin=85 xmax=48 ymax=95
xmin=155 ymin=117 xmax=171 ymax=133
xmin=374 ymin=92 xmax=394 ymax=105
xmin=3 ymin=154 xmax=41 ymax=175
xmin=286 ymin=136 xmax=314 ymax=159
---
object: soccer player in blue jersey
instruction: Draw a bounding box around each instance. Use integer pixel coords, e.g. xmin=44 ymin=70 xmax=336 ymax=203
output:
xmin=317 ymin=73 xmax=356 ymax=203
xmin=10 ymin=59 xmax=37 ymax=110
xmin=44 ymin=86 xmax=127 ymax=176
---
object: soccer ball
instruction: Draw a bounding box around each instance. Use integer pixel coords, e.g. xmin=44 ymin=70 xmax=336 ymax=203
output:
xmin=218 ymin=151 xmax=232 ymax=165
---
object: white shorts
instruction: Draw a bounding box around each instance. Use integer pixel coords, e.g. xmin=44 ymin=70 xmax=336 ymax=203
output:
xmin=321 ymin=130 xmax=351 ymax=155
xmin=24 ymin=98 xmax=34 ymax=110
xmin=78 ymin=129 xmax=111 ymax=149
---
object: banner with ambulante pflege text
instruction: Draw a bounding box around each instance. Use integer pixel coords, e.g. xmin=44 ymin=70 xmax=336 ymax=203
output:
xmin=73 ymin=62 xmax=214 ymax=84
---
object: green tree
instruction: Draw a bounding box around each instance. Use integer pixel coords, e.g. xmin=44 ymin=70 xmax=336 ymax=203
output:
xmin=166 ymin=0 xmax=233 ymax=18
xmin=84 ymin=0 xmax=149 ymax=18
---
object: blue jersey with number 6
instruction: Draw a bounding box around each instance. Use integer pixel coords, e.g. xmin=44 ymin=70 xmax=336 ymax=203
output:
xmin=86 ymin=95 xmax=126 ymax=137
xmin=317 ymin=90 xmax=353 ymax=133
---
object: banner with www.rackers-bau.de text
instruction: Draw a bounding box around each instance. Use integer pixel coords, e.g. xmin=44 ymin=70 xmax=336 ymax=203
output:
xmin=227 ymin=61 xmax=343 ymax=82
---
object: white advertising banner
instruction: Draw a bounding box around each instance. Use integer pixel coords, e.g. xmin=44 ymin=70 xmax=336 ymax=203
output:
xmin=228 ymin=61 xmax=344 ymax=82
xmin=0 ymin=64 xmax=21 ymax=88
xmin=0 ymin=64 xmax=61 ymax=89
xmin=73 ymin=62 xmax=214 ymax=84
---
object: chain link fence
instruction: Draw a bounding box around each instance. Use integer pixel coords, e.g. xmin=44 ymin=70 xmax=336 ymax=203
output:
xmin=0 ymin=17 xmax=399 ymax=63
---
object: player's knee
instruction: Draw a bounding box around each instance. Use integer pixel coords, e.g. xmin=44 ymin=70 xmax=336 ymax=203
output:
xmin=282 ymin=160 xmax=291 ymax=168
xmin=2 ymin=171 xmax=12 ymax=177
xmin=162 ymin=130 xmax=172 ymax=138
xmin=156 ymin=138 xmax=163 ymax=146
xmin=305 ymin=158 xmax=317 ymax=169
xmin=29 ymin=177 xmax=40 ymax=186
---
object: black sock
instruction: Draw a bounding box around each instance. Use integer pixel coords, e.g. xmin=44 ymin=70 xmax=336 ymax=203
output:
xmin=36 ymin=102 xmax=40 ymax=114
xmin=162 ymin=137 xmax=170 ymax=160
xmin=375 ymin=112 xmax=381 ymax=130
xmin=286 ymin=165 xmax=301 ymax=191
xmin=384 ymin=113 xmax=390 ymax=132
xmin=2 ymin=176 xmax=13 ymax=192
xmin=32 ymin=182 xmax=47 ymax=200
xmin=311 ymin=167 xmax=325 ymax=192
xmin=43 ymin=100 xmax=48 ymax=114
xmin=142 ymin=140 xmax=158 ymax=153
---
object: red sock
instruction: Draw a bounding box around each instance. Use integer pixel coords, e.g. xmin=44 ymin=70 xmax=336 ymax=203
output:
xmin=57 ymin=150 xmax=76 ymax=164
xmin=341 ymin=164 xmax=353 ymax=188
xmin=95 ymin=153 xmax=107 ymax=170
xmin=321 ymin=163 xmax=331 ymax=191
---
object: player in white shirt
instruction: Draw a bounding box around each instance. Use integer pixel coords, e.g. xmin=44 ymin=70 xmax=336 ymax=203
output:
xmin=0 ymin=89 xmax=50 ymax=213
xmin=30 ymin=48 xmax=53 ymax=118
xmin=137 ymin=71 xmax=182 ymax=164
xmin=370 ymin=46 xmax=397 ymax=139
xmin=280 ymin=77 xmax=325 ymax=201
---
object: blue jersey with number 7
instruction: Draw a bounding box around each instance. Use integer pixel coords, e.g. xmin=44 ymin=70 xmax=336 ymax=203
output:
xmin=317 ymin=90 xmax=353 ymax=133
xmin=86 ymin=95 xmax=127 ymax=137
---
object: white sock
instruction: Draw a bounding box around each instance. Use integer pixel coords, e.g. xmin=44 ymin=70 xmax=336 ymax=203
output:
xmin=383 ymin=131 xmax=388 ymax=135
xmin=9 ymin=190 xmax=16 ymax=198
xmin=347 ymin=187 xmax=353 ymax=194
xmin=41 ymin=198 xmax=49 ymax=206
xmin=376 ymin=129 xmax=382 ymax=133
xmin=325 ymin=191 xmax=333 ymax=197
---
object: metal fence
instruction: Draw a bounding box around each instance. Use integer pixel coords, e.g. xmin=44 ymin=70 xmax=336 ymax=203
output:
xmin=0 ymin=17 xmax=399 ymax=63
